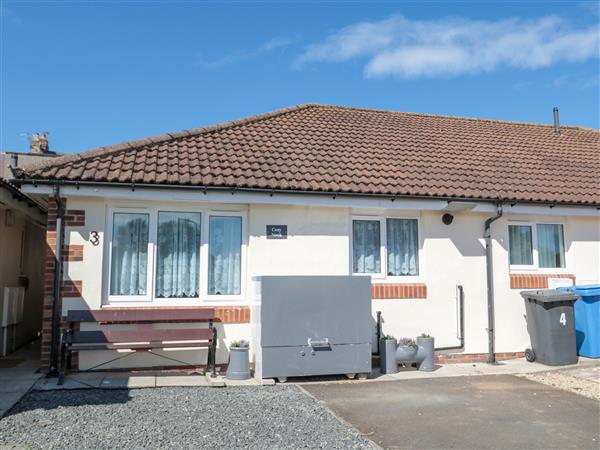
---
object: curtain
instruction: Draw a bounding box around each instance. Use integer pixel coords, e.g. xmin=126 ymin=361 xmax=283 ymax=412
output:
xmin=110 ymin=213 xmax=149 ymax=296
xmin=509 ymin=225 xmax=533 ymax=265
xmin=155 ymin=212 xmax=201 ymax=298
xmin=387 ymin=218 xmax=419 ymax=276
xmin=352 ymin=220 xmax=381 ymax=273
xmin=537 ymin=224 xmax=565 ymax=268
xmin=208 ymin=216 xmax=242 ymax=295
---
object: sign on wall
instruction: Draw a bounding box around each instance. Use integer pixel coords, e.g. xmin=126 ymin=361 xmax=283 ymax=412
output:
xmin=266 ymin=225 xmax=287 ymax=240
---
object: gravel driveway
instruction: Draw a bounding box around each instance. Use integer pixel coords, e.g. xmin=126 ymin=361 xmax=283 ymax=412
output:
xmin=0 ymin=386 xmax=374 ymax=449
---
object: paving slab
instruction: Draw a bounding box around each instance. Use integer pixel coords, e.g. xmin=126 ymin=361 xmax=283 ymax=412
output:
xmin=35 ymin=373 xmax=106 ymax=390
xmin=100 ymin=374 xmax=156 ymax=389
xmin=205 ymin=374 xmax=225 ymax=387
xmin=155 ymin=375 xmax=208 ymax=387
xmin=224 ymin=377 xmax=260 ymax=387
xmin=303 ymin=374 xmax=600 ymax=450
xmin=0 ymin=342 xmax=42 ymax=417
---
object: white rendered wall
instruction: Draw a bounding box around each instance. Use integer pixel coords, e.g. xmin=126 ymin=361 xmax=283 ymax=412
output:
xmin=60 ymin=195 xmax=600 ymax=369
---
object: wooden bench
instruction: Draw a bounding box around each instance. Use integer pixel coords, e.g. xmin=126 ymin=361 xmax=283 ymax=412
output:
xmin=59 ymin=308 xmax=217 ymax=384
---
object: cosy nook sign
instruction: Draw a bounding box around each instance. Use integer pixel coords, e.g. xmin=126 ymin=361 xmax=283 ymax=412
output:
xmin=266 ymin=225 xmax=287 ymax=239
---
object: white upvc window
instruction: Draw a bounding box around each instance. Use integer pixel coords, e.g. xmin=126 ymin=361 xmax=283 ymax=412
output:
xmin=508 ymin=221 xmax=566 ymax=272
xmin=105 ymin=205 xmax=246 ymax=305
xmin=350 ymin=215 xmax=422 ymax=281
xmin=204 ymin=211 xmax=246 ymax=301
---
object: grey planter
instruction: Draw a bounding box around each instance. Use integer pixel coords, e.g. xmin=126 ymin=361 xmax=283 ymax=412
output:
xmin=416 ymin=336 xmax=435 ymax=371
xmin=226 ymin=347 xmax=250 ymax=380
xmin=379 ymin=339 xmax=398 ymax=374
xmin=395 ymin=345 xmax=418 ymax=362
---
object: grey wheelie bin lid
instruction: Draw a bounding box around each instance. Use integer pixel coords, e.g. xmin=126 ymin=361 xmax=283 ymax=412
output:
xmin=520 ymin=289 xmax=579 ymax=304
xmin=520 ymin=289 xmax=580 ymax=366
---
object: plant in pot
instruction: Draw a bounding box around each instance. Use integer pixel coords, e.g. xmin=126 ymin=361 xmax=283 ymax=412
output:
xmin=379 ymin=334 xmax=398 ymax=374
xmin=416 ymin=333 xmax=435 ymax=371
xmin=396 ymin=337 xmax=418 ymax=361
xmin=226 ymin=339 xmax=250 ymax=380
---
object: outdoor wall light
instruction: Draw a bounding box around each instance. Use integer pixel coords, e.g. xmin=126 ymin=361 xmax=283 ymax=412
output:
xmin=442 ymin=213 xmax=454 ymax=225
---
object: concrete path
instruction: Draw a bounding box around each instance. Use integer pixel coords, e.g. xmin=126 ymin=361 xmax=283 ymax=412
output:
xmin=0 ymin=341 xmax=42 ymax=417
xmin=367 ymin=356 xmax=599 ymax=383
xmin=302 ymin=374 xmax=600 ymax=449
xmin=34 ymin=371 xmax=270 ymax=390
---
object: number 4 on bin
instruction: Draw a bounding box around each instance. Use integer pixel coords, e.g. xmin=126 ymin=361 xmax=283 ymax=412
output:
xmin=559 ymin=313 xmax=566 ymax=326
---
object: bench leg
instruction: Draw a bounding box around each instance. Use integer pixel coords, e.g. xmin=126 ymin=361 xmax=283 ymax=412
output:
xmin=58 ymin=345 xmax=67 ymax=385
xmin=58 ymin=329 xmax=71 ymax=385
xmin=210 ymin=327 xmax=217 ymax=378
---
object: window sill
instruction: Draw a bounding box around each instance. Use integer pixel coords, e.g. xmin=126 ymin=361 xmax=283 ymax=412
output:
xmin=103 ymin=298 xmax=248 ymax=308
xmin=509 ymin=267 xmax=569 ymax=275
xmin=371 ymin=282 xmax=427 ymax=299
xmin=509 ymin=273 xmax=575 ymax=289
xmin=100 ymin=304 xmax=251 ymax=323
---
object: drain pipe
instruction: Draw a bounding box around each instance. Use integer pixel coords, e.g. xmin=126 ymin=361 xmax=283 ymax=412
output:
xmin=48 ymin=184 xmax=64 ymax=376
xmin=484 ymin=202 xmax=503 ymax=364
xmin=375 ymin=311 xmax=382 ymax=355
xmin=435 ymin=285 xmax=465 ymax=351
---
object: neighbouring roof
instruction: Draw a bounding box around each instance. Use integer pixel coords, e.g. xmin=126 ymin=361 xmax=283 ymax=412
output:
xmin=15 ymin=104 xmax=600 ymax=205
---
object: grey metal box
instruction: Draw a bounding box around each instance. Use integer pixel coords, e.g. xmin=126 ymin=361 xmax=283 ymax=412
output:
xmin=252 ymin=276 xmax=372 ymax=379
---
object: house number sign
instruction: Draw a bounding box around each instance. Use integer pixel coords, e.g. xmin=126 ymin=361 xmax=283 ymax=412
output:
xmin=266 ymin=225 xmax=287 ymax=239
xmin=89 ymin=231 xmax=100 ymax=246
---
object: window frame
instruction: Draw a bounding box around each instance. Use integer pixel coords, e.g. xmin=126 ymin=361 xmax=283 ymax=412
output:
xmin=350 ymin=216 xmax=386 ymax=279
xmin=203 ymin=210 xmax=247 ymax=302
xmin=350 ymin=214 xmax=423 ymax=282
xmin=105 ymin=207 xmax=155 ymax=303
xmin=104 ymin=204 xmax=247 ymax=306
xmin=508 ymin=220 xmax=567 ymax=273
xmin=154 ymin=210 xmax=203 ymax=301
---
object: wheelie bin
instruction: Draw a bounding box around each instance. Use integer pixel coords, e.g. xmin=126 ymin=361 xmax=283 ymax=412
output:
xmin=558 ymin=285 xmax=600 ymax=358
xmin=520 ymin=289 xmax=580 ymax=366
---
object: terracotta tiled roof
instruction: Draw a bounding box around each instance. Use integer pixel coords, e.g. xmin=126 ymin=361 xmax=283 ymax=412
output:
xmin=17 ymin=104 xmax=600 ymax=205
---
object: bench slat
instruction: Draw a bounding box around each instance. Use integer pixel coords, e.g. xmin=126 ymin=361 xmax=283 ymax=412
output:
xmin=69 ymin=342 xmax=212 ymax=351
xmin=67 ymin=309 xmax=215 ymax=324
xmin=68 ymin=328 xmax=213 ymax=344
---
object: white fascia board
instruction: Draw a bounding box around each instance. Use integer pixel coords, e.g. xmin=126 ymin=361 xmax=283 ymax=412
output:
xmin=24 ymin=184 xmax=451 ymax=211
xmin=504 ymin=204 xmax=600 ymax=218
xmin=20 ymin=184 xmax=600 ymax=217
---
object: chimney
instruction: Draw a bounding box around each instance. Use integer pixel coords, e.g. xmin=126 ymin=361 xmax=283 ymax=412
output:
xmin=553 ymin=107 xmax=560 ymax=135
xmin=30 ymin=132 xmax=49 ymax=154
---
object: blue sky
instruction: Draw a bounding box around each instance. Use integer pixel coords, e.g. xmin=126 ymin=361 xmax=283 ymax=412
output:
xmin=1 ymin=1 xmax=598 ymax=153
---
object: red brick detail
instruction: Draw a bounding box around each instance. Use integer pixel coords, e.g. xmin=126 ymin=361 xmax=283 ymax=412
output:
xmin=102 ymin=305 xmax=251 ymax=323
xmin=62 ymin=280 xmax=83 ymax=298
xmin=434 ymin=352 xmax=525 ymax=364
xmin=41 ymin=197 xmax=66 ymax=370
xmin=62 ymin=244 xmax=83 ymax=262
xmin=509 ymin=274 xmax=575 ymax=289
xmin=372 ymin=283 xmax=427 ymax=299
xmin=64 ymin=210 xmax=85 ymax=227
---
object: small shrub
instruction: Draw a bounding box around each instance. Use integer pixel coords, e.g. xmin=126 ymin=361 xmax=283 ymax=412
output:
xmin=398 ymin=337 xmax=417 ymax=348
xmin=230 ymin=339 xmax=249 ymax=348
xmin=419 ymin=333 xmax=432 ymax=338
xmin=384 ymin=334 xmax=396 ymax=341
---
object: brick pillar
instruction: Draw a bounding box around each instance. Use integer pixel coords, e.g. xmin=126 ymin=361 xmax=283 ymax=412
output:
xmin=41 ymin=197 xmax=66 ymax=372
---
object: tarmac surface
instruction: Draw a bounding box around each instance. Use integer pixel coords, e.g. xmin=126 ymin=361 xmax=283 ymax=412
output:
xmin=302 ymin=374 xmax=600 ymax=449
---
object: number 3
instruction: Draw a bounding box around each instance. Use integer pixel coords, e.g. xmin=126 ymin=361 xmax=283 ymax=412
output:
xmin=559 ymin=313 xmax=566 ymax=326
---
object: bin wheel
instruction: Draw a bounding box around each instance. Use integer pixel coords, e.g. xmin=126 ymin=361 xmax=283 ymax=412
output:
xmin=525 ymin=348 xmax=535 ymax=362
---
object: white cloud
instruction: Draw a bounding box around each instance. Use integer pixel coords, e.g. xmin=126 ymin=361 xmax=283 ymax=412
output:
xmin=295 ymin=15 xmax=599 ymax=78
xmin=196 ymin=36 xmax=294 ymax=69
